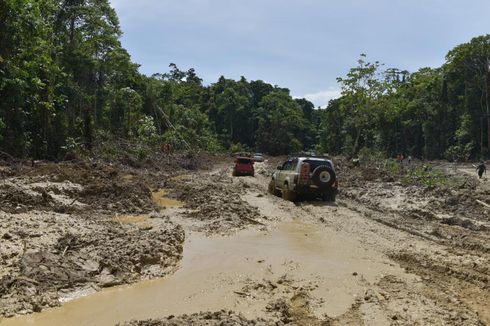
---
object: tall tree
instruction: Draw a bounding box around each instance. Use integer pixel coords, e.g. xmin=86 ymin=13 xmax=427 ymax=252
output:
xmin=446 ymin=35 xmax=490 ymax=154
xmin=336 ymin=54 xmax=384 ymax=155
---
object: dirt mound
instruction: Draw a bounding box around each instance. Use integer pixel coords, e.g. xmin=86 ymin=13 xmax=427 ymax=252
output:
xmin=0 ymin=185 xmax=48 ymax=212
xmin=121 ymin=291 xmax=323 ymax=326
xmin=0 ymin=179 xmax=85 ymax=214
xmin=0 ymin=162 xmax=157 ymax=215
xmin=340 ymin=159 xmax=490 ymax=237
xmin=121 ymin=311 xmax=272 ymax=326
xmin=0 ymin=211 xmax=184 ymax=317
xmin=386 ymin=251 xmax=487 ymax=325
xmin=0 ymin=156 xmax=210 ymax=318
xmin=170 ymin=176 xmax=266 ymax=234
xmin=80 ymin=179 xmax=152 ymax=214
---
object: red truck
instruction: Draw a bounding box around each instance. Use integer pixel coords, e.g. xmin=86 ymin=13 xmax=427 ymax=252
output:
xmin=232 ymin=157 xmax=255 ymax=177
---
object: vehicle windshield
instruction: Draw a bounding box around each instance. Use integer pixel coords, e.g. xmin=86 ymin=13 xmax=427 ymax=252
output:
xmin=304 ymin=159 xmax=332 ymax=170
xmin=237 ymin=158 xmax=253 ymax=164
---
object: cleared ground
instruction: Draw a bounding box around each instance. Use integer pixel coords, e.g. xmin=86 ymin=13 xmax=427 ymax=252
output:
xmin=0 ymin=157 xmax=489 ymax=325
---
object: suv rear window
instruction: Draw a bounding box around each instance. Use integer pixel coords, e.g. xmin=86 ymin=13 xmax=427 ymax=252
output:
xmin=304 ymin=159 xmax=332 ymax=170
xmin=237 ymin=158 xmax=253 ymax=164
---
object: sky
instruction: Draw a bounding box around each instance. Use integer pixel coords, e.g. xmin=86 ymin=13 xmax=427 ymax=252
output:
xmin=110 ymin=0 xmax=490 ymax=107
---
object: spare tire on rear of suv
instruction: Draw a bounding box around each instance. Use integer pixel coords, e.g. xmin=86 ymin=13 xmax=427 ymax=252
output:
xmin=311 ymin=165 xmax=336 ymax=189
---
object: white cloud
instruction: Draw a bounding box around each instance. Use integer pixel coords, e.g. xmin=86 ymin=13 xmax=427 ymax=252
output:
xmin=297 ymin=87 xmax=341 ymax=108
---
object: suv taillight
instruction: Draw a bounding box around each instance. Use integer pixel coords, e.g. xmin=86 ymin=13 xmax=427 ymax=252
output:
xmin=299 ymin=162 xmax=310 ymax=185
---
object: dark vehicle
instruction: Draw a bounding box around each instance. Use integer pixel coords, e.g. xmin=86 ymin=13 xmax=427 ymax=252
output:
xmin=268 ymin=156 xmax=338 ymax=202
xmin=233 ymin=157 xmax=255 ymax=176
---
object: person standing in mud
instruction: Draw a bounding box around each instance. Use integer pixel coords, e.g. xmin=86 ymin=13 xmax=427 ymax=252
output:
xmin=476 ymin=161 xmax=486 ymax=179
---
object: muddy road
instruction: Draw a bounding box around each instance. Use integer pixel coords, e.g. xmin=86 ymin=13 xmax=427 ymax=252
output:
xmin=0 ymin=157 xmax=489 ymax=325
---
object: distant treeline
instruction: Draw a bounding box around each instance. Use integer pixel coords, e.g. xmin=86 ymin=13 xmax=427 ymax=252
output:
xmin=1 ymin=1 xmax=490 ymax=160
xmin=322 ymin=40 xmax=490 ymax=161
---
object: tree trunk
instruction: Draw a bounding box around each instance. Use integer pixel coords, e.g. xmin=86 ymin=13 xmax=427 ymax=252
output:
xmin=84 ymin=108 xmax=93 ymax=150
xmin=230 ymin=119 xmax=233 ymax=143
xmin=353 ymin=127 xmax=361 ymax=156
xmin=485 ymin=77 xmax=490 ymax=154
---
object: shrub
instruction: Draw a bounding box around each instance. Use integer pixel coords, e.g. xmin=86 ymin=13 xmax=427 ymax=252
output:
xmin=402 ymin=165 xmax=446 ymax=188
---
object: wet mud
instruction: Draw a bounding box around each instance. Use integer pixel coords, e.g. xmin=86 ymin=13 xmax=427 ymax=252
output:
xmin=1 ymin=157 xmax=490 ymax=325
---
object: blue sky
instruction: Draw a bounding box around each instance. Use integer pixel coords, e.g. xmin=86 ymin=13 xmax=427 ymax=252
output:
xmin=111 ymin=0 xmax=490 ymax=107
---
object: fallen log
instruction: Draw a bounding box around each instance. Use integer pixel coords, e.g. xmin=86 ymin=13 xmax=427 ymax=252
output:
xmin=476 ymin=199 xmax=490 ymax=209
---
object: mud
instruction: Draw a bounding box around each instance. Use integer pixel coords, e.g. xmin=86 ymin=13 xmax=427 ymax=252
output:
xmin=1 ymin=156 xmax=490 ymax=325
xmin=1 ymin=219 xmax=411 ymax=325
xmin=336 ymin=159 xmax=490 ymax=325
xmin=0 ymin=157 xmax=195 ymax=318
xmin=0 ymin=209 xmax=184 ymax=317
xmin=166 ymin=167 xmax=267 ymax=234
xmin=121 ymin=311 xmax=272 ymax=326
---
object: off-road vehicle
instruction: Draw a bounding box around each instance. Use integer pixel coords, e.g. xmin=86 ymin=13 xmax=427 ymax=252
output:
xmin=253 ymin=153 xmax=265 ymax=162
xmin=232 ymin=156 xmax=255 ymax=176
xmin=268 ymin=156 xmax=338 ymax=202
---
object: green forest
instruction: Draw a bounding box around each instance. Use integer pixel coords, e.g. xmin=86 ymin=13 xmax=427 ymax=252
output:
xmin=2 ymin=0 xmax=490 ymax=160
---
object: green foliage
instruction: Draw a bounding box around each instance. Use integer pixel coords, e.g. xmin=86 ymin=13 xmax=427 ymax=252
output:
xmin=402 ymin=165 xmax=446 ymax=188
xmin=318 ymin=39 xmax=490 ymax=160
xmin=335 ymin=54 xmax=385 ymax=155
xmin=109 ymin=87 xmax=144 ymax=136
xmin=384 ymin=159 xmax=401 ymax=176
xmin=358 ymin=147 xmax=385 ymax=165
xmin=445 ymin=143 xmax=474 ymax=162
xmin=2 ymin=1 xmax=490 ymax=160
xmin=61 ymin=137 xmax=84 ymax=153
xmin=160 ymin=104 xmax=221 ymax=152
xmin=255 ymin=91 xmax=307 ymax=155
xmin=444 ymin=112 xmax=474 ymax=161
xmin=135 ymin=116 xmax=159 ymax=144
xmin=229 ymin=143 xmax=245 ymax=153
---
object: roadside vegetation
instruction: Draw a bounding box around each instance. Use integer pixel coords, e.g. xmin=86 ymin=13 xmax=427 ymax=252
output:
xmin=2 ymin=0 xmax=490 ymax=163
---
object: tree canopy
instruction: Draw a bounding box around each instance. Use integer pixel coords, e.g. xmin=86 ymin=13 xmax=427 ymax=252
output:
xmin=2 ymin=1 xmax=490 ymax=160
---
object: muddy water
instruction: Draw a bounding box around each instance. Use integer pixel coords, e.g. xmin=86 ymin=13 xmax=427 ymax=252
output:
xmin=152 ymin=189 xmax=183 ymax=208
xmin=113 ymin=214 xmax=150 ymax=224
xmin=110 ymin=190 xmax=183 ymax=226
xmin=1 ymin=220 xmax=413 ymax=326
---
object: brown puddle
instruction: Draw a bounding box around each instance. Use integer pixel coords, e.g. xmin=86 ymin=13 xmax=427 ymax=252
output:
xmin=112 ymin=214 xmax=149 ymax=224
xmin=121 ymin=174 xmax=135 ymax=181
xmin=152 ymin=189 xmax=183 ymax=208
xmin=109 ymin=190 xmax=182 ymax=225
xmin=1 ymin=220 xmax=414 ymax=326
xmin=169 ymin=174 xmax=192 ymax=181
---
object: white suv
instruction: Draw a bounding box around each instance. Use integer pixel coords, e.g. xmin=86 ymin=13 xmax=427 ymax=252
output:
xmin=268 ymin=157 xmax=338 ymax=202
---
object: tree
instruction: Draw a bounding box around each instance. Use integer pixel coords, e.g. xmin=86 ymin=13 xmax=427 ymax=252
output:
xmin=0 ymin=0 xmax=64 ymax=157
xmin=446 ymin=35 xmax=490 ymax=155
xmin=256 ymin=91 xmax=306 ymax=155
xmin=336 ymin=54 xmax=384 ymax=155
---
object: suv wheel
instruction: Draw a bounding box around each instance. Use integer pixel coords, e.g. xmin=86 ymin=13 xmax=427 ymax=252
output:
xmin=268 ymin=180 xmax=276 ymax=195
xmin=282 ymin=184 xmax=296 ymax=202
xmin=268 ymin=180 xmax=280 ymax=196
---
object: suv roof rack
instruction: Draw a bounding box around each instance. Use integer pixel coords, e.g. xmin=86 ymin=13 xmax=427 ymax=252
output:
xmin=288 ymin=153 xmax=331 ymax=159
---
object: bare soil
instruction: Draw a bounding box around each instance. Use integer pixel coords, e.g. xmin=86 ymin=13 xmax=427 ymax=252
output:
xmin=0 ymin=155 xmax=203 ymax=317
xmin=1 ymin=156 xmax=489 ymax=325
